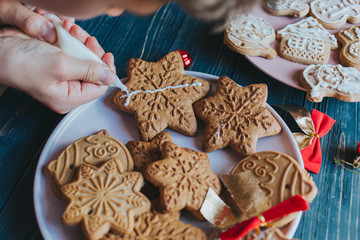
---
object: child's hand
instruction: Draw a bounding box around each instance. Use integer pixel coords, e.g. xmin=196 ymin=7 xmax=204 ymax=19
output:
xmin=0 ymin=23 xmax=116 ymax=113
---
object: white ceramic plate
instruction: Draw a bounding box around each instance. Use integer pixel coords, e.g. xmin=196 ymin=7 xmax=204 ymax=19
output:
xmin=246 ymin=5 xmax=353 ymax=90
xmin=34 ymin=71 xmax=303 ymax=239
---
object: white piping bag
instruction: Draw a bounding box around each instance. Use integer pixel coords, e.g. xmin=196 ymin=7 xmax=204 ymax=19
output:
xmin=45 ymin=14 xmax=127 ymax=92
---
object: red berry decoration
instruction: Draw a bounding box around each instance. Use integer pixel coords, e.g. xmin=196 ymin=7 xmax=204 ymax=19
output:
xmin=177 ymin=49 xmax=192 ymax=70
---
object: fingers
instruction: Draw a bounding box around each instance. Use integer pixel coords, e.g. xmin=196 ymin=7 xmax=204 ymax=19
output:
xmin=59 ymin=53 xmax=116 ymax=85
xmin=102 ymin=53 xmax=116 ymax=72
xmin=0 ymin=0 xmax=56 ymax=42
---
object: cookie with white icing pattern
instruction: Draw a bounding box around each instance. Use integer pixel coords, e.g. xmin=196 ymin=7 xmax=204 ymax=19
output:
xmin=112 ymin=51 xmax=211 ymax=141
xmin=224 ymin=14 xmax=277 ymax=59
xmin=230 ymin=151 xmax=317 ymax=227
xmin=337 ymin=25 xmax=360 ymax=70
xmin=277 ymin=17 xmax=338 ymax=65
xmin=265 ymin=0 xmax=309 ymax=18
xmin=301 ymin=64 xmax=360 ymax=102
xmin=310 ymin=0 xmax=360 ymax=29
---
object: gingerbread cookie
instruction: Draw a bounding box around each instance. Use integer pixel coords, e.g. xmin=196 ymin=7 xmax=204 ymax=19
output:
xmin=310 ymin=0 xmax=360 ymax=29
xmin=265 ymin=0 xmax=309 ymax=18
xmin=229 ymin=151 xmax=318 ymax=227
xmin=277 ymin=17 xmax=338 ymax=65
xmin=61 ymin=158 xmax=150 ymax=240
xmin=144 ymin=141 xmax=221 ymax=219
xmin=337 ymin=25 xmax=360 ymax=70
xmin=301 ymin=64 xmax=360 ymax=102
xmin=242 ymin=227 xmax=294 ymax=240
xmin=126 ymin=131 xmax=172 ymax=170
xmin=193 ymin=76 xmax=281 ymax=157
xmin=112 ymin=51 xmax=211 ymax=141
xmin=101 ymin=211 xmax=207 ymax=240
xmin=48 ymin=130 xmax=134 ymax=197
xmin=224 ymin=14 xmax=277 ymax=59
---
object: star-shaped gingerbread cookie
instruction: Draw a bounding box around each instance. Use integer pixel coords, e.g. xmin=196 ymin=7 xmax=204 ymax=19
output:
xmin=101 ymin=211 xmax=207 ymax=240
xmin=144 ymin=141 xmax=221 ymax=219
xmin=193 ymin=76 xmax=281 ymax=157
xmin=61 ymin=158 xmax=150 ymax=240
xmin=126 ymin=131 xmax=172 ymax=170
xmin=112 ymin=51 xmax=211 ymax=141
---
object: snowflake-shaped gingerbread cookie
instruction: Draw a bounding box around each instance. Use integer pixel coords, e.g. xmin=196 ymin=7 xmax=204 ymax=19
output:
xmin=101 ymin=211 xmax=207 ymax=240
xmin=144 ymin=141 xmax=221 ymax=219
xmin=310 ymin=0 xmax=360 ymax=29
xmin=112 ymin=51 xmax=211 ymax=141
xmin=301 ymin=64 xmax=360 ymax=102
xmin=193 ymin=76 xmax=281 ymax=157
xmin=61 ymin=159 xmax=150 ymax=240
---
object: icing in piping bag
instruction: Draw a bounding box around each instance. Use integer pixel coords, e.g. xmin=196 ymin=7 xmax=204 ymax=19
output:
xmin=45 ymin=14 xmax=127 ymax=92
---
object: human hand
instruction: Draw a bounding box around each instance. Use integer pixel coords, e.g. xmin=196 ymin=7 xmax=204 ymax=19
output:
xmin=0 ymin=22 xmax=116 ymax=113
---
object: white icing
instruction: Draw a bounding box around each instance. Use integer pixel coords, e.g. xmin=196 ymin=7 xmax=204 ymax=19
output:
xmin=277 ymin=17 xmax=338 ymax=48
xmin=228 ymin=14 xmax=274 ymax=44
xmin=349 ymin=41 xmax=360 ymax=57
xmin=310 ymin=0 xmax=360 ymax=25
xmin=45 ymin=14 xmax=128 ymax=92
xmin=302 ymin=64 xmax=360 ymax=99
xmin=120 ymin=82 xmax=202 ymax=106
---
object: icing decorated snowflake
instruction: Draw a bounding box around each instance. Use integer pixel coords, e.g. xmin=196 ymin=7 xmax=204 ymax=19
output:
xmin=194 ymin=76 xmax=281 ymax=157
xmin=112 ymin=51 xmax=211 ymax=141
xmin=61 ymin=159 xmax=150 ymax=240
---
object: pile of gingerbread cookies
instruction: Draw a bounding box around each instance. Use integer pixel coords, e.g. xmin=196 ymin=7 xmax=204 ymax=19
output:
xmin=224 ymin=0 xmax=360 ymax=103
xmin=47 ymin=50 xmax=318 ymax=240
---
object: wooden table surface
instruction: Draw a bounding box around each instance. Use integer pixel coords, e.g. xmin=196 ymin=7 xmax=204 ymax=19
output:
xmin=0 ymin=3 xmax=358 ymax=240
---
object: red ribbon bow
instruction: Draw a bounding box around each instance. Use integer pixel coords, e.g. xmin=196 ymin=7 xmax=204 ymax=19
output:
xmin=220 ymin=195 xmax=309 ymax=240
xmin=301 ymin=109 xmax=335 ymax=174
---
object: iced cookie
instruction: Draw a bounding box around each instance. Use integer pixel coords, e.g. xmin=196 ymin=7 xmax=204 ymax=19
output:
xmin=193 ymin=76 xmax=281 ymax=157
xmin=101 ymin=211 xmax=207 ymax=240
xmin=112 ymin=51 xmax=211 ymax=141
xmin=144 ymin=141 xmax=221 ymax=219
xmin=229 ymin=151 xmax=318 ymax=227
xmin=48 ymin=130 xmax=134 ymax=197
xmin=126 ymin=131 xmax=172 ymax=170
xmin=310 ymin=0 xmax=360 ymax=29
xmin=337 ymin=25 xmax=360 ymax=70
xmin=265 ymin=0 xmax=309 ymax=18
xmin=277 ymin=17 xmax=338 ymax=65
xmin=61 ymin=159 xmax=150 ymax=240
xmin=224 ymin=14 xmax=277 ymax=59
xmin=301 ymin=64 xmax=360 ymax=102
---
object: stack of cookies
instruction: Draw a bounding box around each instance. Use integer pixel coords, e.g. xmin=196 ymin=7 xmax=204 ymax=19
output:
xmin=48 ymin=51 xmax=318 ymax=239
xmin=224 ymin=0 xmax=360 ymax=103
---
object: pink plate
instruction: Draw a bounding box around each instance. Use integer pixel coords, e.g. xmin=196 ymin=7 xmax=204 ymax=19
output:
xmin=246 ymin=5 xmax=354 ymax=90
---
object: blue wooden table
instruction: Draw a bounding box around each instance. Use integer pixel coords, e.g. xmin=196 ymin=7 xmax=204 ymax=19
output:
xmin=0 ymin=3 xmax=358 ymax=240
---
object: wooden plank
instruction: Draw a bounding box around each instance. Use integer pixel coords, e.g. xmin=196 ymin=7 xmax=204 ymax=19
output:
xmin=0 ymin=145 xmax=44 ymax=240
xmin=100 ymin=3 xmax=186 ymax=79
